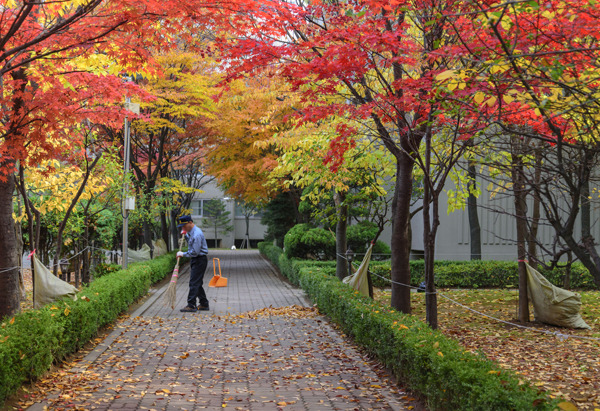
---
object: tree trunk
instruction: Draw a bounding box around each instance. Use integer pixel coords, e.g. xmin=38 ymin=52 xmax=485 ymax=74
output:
xmin=82 ymin=218 xmax=91 ymax=284
xmin=245 ymin=214 xmax=251 ymax=249
xmin=511 ymin=138 xmax=530 ymax=323
xmin=390 ymin=155 xmax=414 ymax=314
xmin=467 ymin=160 xmax=481 ymax=260
xmin=160 ymin=211 xmax=170 ymax=252
xmin=0 ymin=173 xmax=20 ymax=318
xmin=334 ymin=191 xmax=348 ymax=280
xmin=423 ymin=129 xmax=439 ymax=329
xmin=53 ymin=154 xmax=101 ymax=276
xmin=527 ymin=146 xmax=542 ymax=269
xmin=143 ymin=218 xmax=153 ymax=256
xmin=581 ymin=177 xmax=591 ymax=257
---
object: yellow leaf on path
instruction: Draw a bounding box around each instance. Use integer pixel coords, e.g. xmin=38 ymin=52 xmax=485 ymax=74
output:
xmin=277 ymin=402 xmax=287 ymax=406
xmin=557 ymin=402 xmax=578 ymax=411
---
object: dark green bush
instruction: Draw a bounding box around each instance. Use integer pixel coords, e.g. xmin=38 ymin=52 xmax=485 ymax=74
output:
xmin=0 ymin=252 xmax=176 ymax=404
xmin=369 ymin=260 xmax=597 ymax=290
xmin=283 ymin=223 xmax=312 ymax=259
xmin=283 ymin=224 xmax=335 ymax=260
xmin=260 ymin=245 xmax=559 ymax=410
xmin=347 ymin=221 xmax=378 ymax=254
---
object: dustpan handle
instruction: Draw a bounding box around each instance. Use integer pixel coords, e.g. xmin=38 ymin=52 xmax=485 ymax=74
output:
xmin=213 ymin=258 xmax=221 ymax=277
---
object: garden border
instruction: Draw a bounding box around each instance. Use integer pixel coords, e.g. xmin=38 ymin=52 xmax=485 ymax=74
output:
xmin=0 ymin=253 xmax=177 ymax=404
xmin=259 ymin=242 xmax=560 ymax=410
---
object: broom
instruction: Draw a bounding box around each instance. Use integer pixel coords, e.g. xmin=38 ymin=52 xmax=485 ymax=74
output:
xmin=165 ymin=231 xmax=186 ymax=309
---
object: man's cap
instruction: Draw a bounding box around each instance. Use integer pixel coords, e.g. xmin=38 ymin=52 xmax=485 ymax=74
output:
xmin=177 ymin=215 xmax=193 ymax=228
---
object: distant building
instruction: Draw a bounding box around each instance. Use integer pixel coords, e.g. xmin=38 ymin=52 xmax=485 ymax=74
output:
xmin=189 ymin=181 xmax=266 ymax=249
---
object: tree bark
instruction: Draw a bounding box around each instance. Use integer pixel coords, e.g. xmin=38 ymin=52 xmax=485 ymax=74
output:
xmin=467 ymin=160 xmax=481 ymax=260
xmin=423 ymin=128 xmax=439 ymax=329
xmin=82 ymin=217 xmax=91 ymax=284
xmin=160 ymin=211 xmax=170 ymax=251
xmin=390 ymin=154 xmax=414 ymax=314
xmin=334 ymin=191 xmax=348 ymax=280
xmin=0 ymin=173 xmax=20 ymax=318
xmin=527 ymin=146 xmax=542 ymax=269
xmin=511 ymin=137 xmax=530 ymax=323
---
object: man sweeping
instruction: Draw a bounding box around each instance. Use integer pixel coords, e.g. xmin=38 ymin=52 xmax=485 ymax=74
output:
xmin=176 ymin=215 xmax=210 ymax=312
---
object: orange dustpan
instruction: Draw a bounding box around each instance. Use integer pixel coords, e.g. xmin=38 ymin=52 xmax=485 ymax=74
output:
xmin=209 ymin=258 xmax=228 ymax=287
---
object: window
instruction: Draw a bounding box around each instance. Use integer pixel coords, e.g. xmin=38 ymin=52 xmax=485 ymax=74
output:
xmin=190 ymin=200 xmax=204 ymax=216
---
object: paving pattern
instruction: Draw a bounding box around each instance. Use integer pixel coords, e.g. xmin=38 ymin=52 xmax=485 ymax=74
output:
xmin=25 ymin=251 xmax=414 ymax=410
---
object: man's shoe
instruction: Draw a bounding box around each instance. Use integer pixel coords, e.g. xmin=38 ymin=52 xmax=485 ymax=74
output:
xmin=197 ymin=305 xmax=210 ymax=311
xmin=180 ymin=306 xmax=197 ymax=312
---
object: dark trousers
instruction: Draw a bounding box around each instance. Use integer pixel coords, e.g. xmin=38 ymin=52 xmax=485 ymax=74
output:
xmin=187 ymin=255 xmax=209 ymax=308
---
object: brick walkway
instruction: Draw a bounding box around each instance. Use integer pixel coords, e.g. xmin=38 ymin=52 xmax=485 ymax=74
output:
xmin=26 ymin=251 xmax=413 ymax=410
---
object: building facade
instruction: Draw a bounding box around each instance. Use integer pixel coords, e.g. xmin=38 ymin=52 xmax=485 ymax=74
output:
xmin=188 ymin=182 xmax=267 ymax=249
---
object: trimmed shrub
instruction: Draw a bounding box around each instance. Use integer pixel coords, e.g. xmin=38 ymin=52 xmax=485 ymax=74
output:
xmin=283 ymin=223 xmax=311 ymax=259
xmin=347 ymin=221 xmax=378 ymax=254
xmin=369 ymin=260 xmax=597 ymax=290
xmin=283 ymin=224 xmax=335 ymax=260
xmin=260 ymin=245 xmax=560 ymax=410
xmin=92 ymin=262 xmax=121 ymax=279
xmin=0 ymin=253 xmax=176 ymax=404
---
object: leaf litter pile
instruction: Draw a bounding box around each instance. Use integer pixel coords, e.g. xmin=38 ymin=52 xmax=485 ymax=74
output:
xmin=12 ymin=305 xmax=423 ymax=410
xmin=376 ymin=288 xmax=600 ymax=410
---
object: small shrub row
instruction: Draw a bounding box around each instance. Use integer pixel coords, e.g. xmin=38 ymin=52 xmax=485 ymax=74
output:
xmin=0 ymin=253 xmax=177 ymax=403
xmin=369 ymin=260 xmax=597 ymax=290
xmin=259 ymin=242 xmax=559 ymax=410
xmin=282 ymin=222 xmax=390 ymax=261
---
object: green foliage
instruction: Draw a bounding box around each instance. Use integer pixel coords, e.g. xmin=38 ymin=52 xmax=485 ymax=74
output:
xmin=346 ymin=221 xmax=378 ymax=253
xmin=260 ymin=244 xmax=559 ymax=410
xmin=346 ymin=221 xmax=390 ymax=260
xmin=92 ymin=262 xmax=121 ymax=279
xmin=201 ymin=199 xmax=233 ymax=245
xmin=368 ymin=260 xmax=598 ymax=290
xmin=0 ymin=253 xmax=176 ymax=404
xmin=260 ymin=191 xmax=299 ymax=247
xmin=283 ymin=224 xmax=335 ymax=260
xmin=372 ymin=240 xmax=391 ymax=257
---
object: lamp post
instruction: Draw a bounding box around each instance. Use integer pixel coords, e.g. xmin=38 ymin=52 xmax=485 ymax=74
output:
xmin=121 ymin=90 xmax=140 ymax=269
xmin=122 ymin=97 xmax=131 ymax=269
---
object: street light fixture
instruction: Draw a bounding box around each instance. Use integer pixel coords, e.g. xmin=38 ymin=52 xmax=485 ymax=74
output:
xmin=121 ymin=80 xmax=140 ymax=269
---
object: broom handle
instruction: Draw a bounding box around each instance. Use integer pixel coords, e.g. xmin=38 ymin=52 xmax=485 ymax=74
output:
xmin=174 ymin=232 xmax=185 ymax=270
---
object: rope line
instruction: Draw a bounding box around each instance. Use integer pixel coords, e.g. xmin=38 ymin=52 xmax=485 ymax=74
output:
xmin=337 ymin=253 xmax=600 ymax=342
xmin=0 ymin=247 xmax=92 ymax=273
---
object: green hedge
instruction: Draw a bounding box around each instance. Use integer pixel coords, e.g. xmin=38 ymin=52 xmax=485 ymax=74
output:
xmin=258 ymin=242 xmax=558 ymax=410
xmin=0 ymin=253 xmax=176 ymax=403
xmin=368 ymin=260 xmax=597 ymax=290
